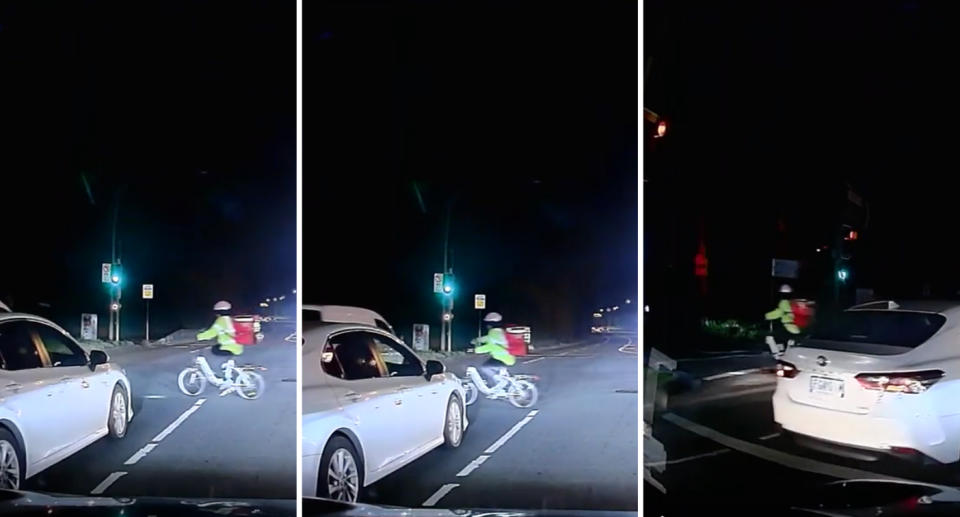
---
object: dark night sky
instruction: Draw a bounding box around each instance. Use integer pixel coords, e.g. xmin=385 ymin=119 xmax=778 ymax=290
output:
xmin=645 ymin=2 xmax=960 ymax=331
xmin=0 ymin=2 xmax=295 ymax=336
xmin=305 ymin=1 xmax=638 ymax=340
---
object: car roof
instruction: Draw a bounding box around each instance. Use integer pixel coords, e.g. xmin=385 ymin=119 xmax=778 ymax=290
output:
xmin=0 ymin=312 xmax=73 ymax=334
xmin=847 ymin=300 xmax=960 ymax=318
xmin=302 ymin=305 xmax=392 ymax=327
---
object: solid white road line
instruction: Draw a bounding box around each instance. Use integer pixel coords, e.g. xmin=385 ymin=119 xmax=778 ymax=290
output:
xmin=144 ymin=395 xmax=166 ymax=399
xmin=152 ymin=399 xmax=206 ymax=443
xmin=702 ymin=368 xmax=764 ymax=382
xmin=662 ymin=413 xmax=910 ymax=482
xmin=456 ymin=455 xmax=490 ymax=477
xmin=523 ymin=357 xmax=546 ymax=364
xmin=422 ymin=483 xmax=459 ymax=507
xmin=759 ymin=432 xmax=781 ymax=441
xmin=90 ymin=471 xmax=128 ymax=495
xmin=124 ymin=443 xmax=158 ymax=465
xmin=644 ymin=448 xmax=730 ymax=468
xmin=484 ymin=410 xmax=537 ymax=454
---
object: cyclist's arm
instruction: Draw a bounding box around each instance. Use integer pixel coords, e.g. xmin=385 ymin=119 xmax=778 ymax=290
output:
xmin=197 ymin=324 xmax=219 ymax=341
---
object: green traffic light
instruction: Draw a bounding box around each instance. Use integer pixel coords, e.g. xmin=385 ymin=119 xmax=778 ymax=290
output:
xmin=837 ymin=269 xmax=849 ymax=282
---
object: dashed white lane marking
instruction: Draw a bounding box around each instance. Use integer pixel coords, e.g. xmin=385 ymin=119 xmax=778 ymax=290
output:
xmin=662 ymin=413 xmax=910 ymax=482
xmin=124 ymin=443 xmax=158 ymax=465
xmin=759 ymin=432 xmax=781 ymax=441
xmin=456 ymin=455 xmax=490 ymax=476
xmin=644 ymin=448 xmax=730 ymax=468
xmin=484 ymin=410 xmax=538 ymax=454
xmin=523 ymin=357 xmax=546 ymax=364
xmin=90 ymin=471 xmax=127 ymax=494
xmin=152 ymin=399 xmax=206 ymax=442
xmin=144 ymin=395 xmax=166 ymax=399
xmin=422 ymin=483 xmax=459 ymax=506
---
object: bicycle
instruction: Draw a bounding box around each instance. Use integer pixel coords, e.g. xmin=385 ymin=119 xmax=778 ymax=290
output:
xmin=461 ymin=366 xmax=539 ymax=408
xmin=178 ymin=355 xmax=265 ymax=400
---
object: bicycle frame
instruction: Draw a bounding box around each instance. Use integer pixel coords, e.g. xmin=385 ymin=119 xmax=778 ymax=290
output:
xmin=465 ymin=366 xmax=513 ymax=395
xmin=194 ymin=356 xmax=235 ymax=387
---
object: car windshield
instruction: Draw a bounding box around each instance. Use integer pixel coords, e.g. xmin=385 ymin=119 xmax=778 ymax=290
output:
xmin=0 ymin=0 xmax=296 ymax=505
xmin=644 ymin=1 xmax=960 ymax=514
xmin=304 ymin=0 xmax=638 ymax=512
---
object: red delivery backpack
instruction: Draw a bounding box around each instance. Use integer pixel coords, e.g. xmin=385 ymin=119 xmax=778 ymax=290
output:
xmin=790 ymin=300 xmax=816 ymax=330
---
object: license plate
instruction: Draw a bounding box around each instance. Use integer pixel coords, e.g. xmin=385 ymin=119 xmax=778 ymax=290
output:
xmin=810 ymin=376 xmax=845 ymax=397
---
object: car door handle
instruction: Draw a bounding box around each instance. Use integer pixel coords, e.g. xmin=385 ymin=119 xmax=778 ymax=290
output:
xmin=80 ymin=380 xmax=90 ymax=389
xmin=343 ymin=391 xmax=363 ymax=401
xmin=394 ymin=398 xmax=403 ymax=406
xmin=4 ymin=383 xmax=21 ymax=391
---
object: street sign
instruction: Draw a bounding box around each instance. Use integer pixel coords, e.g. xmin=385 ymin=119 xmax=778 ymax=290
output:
xmin=80 ymin=314 xmax=98 ymax=340
xmin=142 ymin=284 xmax=154 ymax=299
xmin=101 ymin=263 xmax=112 ymax=283
xmin=474 ymin=294 xmax=486 ymax=310
xmin=433 ymin=273 xmax=444 ymax=293
xmin=771 ymin=258 xmax=800 ymax=279
xmin=412 ymin=324 xmax=429 ymax=351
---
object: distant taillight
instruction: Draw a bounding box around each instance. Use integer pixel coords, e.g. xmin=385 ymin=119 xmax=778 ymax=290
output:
xmin=776 ymin=360 xmax=799 ymax=379
xmin=855 ymin=370 xmax=944 ymax=394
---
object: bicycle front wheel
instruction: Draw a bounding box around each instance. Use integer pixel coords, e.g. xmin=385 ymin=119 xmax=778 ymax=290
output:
xmin=462 ymin=381 xmax=479 ymax=406
xmin=508 ymin=380 xmax=538 ymax=408
xmin=236 ymin=370 xmax=265 ymax=400
xmin=178 ymin=367 xmax=206 ymax=396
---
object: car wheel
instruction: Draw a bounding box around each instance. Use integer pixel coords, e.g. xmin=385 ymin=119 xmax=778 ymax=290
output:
xmin=108 ymin=385 xmax=129 ymax=439
xmin=443 ymin=394 xmax=464 ymax=448
xmin=0 ymin=429 xmax=23 ymax=490
xmin=318 ymin=435 xmax=363 ymax=502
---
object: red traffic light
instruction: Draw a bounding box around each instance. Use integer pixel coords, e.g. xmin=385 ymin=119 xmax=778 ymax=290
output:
xmin=845 ymin=230 xmax=858 ymax=241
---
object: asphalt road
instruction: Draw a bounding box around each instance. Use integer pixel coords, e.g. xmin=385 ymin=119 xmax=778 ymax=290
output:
xmin=361 ymin=334 xmax=639 ymax=512
xmin=646 ymin=365 xmax=960 ymax=513
xmin=23 ymin=324 xmax=297 ymax=498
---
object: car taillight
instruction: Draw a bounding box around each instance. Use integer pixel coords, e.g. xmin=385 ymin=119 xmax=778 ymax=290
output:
xmin=776 ymin=360 xmax=799 ymax=378
xmin=855 ymin=370 xmax=944 ymax=394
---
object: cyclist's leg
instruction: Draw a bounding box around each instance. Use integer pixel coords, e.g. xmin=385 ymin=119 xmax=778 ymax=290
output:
xmin=478 ymin=357 xmax=500 ymax=389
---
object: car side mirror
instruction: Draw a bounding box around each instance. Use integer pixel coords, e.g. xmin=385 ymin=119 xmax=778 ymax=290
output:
xmin=89 ymin=350 xmax=109 ymax=370
xmin=425 ymin=360 xmax=445 ymax=380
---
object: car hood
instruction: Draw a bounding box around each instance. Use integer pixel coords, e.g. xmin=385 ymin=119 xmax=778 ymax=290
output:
xmin=303 ymin=497 xmax=637 ymax=517
xmin=0 ymin=489 xmax=295 ymax=516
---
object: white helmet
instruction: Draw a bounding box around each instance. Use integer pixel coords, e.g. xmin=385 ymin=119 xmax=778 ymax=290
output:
xmin=213 ymin=300 xmax=232 ymax=311
xmin=483 ymin=312 xmax=503 ymax=323
xmin=779 ymin=284 xmax=793 ymax=294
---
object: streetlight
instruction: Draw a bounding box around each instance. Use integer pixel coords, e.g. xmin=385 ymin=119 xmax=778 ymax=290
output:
xmin=625 ymin=299 xmax=631 ymax=304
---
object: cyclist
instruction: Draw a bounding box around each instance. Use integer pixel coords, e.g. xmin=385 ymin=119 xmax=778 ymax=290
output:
xmin=765 ymin=284 xmax=800 ymax=355
xmin=197 ymin=300 xmax=243 ymax=388
xmin=470 ymin=312 xmax=516 ymax=397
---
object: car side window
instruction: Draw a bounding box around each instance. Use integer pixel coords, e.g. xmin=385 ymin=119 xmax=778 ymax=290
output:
xmin=325 ymin=331 xmax=382 ymax=381
xmin=33 ymin=324 xmax=88 ymax=367
xmin=371 ymin=334 xmax=424 ymax=377
xmin=0 ymin=321 xmax=43 ymax=371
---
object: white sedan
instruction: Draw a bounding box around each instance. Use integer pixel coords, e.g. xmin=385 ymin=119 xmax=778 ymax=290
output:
xmin=302 ymin=321 xmax=468 ymax=501
xmin=774 ymin=300 xmax=960 ymax=464
xmin=0 ymin=313 xmax=133 ymax=489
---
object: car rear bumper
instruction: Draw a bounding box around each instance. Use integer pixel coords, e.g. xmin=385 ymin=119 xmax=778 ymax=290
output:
xmin=773 ymin=382 xmax=960 ymax=464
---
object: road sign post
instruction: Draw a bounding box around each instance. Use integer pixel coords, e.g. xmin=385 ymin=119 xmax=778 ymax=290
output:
xmin=474 ymin=294 xmax=486 ymax=338
xmin=142 ymin=284 xmax=153 ymax=343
